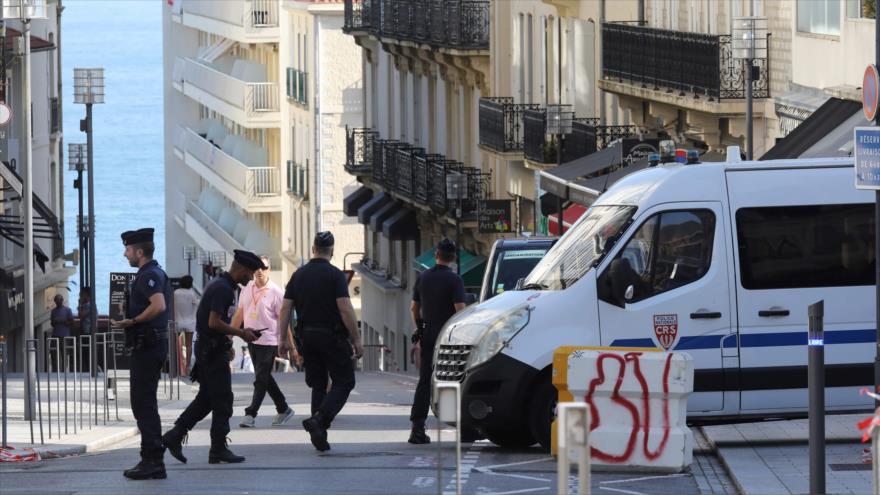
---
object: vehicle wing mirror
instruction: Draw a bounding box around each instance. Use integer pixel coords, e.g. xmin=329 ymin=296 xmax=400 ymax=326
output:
xmin=624 ymin=285 xmax=634 ymax=301
xmin=608 ymin=258 xmax=637 ymax=307
xmin=465 ymin=293 xmax=478 ymax=306
xmin=514 ymin=278 xmax=525 ymax=290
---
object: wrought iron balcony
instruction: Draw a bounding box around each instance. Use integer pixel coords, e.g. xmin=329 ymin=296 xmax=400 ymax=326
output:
xmin=479 ymin=97 xmax=542 ymax=153
xmin=345 ymin=127 xmax=379 ymax=176
xmin=601 ymin=22 xmax=770 ymax=100
xmin=524 ymin=108 xmax=640 ymax=164
xmin=343 ymin=0 xmax=489 ymax=51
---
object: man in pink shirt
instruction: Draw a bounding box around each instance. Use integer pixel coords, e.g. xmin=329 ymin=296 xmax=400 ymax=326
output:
xmin=232 ymin=256 xmax=294 ymax=428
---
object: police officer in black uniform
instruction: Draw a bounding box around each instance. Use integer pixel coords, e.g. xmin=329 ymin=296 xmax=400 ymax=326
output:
xmin=278 ymin=231 xmax=363 ymax=452
xmin=114 ymin=228 xmax=171 ymax=480
xmin=162 ymin=250 xmax=262 ymax=464
xmin=408 ymin=238 xmax=466 ymax=444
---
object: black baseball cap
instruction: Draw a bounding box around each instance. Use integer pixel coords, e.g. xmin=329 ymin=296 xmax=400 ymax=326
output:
xmin=233 ymin=250 xmax=268 ymax=271
xmin=121 ymin=228 xmax=154 ymax=246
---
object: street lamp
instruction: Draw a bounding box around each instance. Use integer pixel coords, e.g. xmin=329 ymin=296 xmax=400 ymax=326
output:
xmin=546 ymin=104 xmax=573 ymax=236
xmin=732 ymin=16 xmax=768 ymax=161
xmin=2 ymin=0 xmax=47 ymax=422
xmin=182 ymin=246 xmax=197 ymax=276
xmin=73 ymin=67 xmax=104 ymax=382
xmin=67 ymin=143 xmax=87 ymax=295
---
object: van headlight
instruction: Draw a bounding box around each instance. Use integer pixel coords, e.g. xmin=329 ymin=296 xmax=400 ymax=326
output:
xmin=466 ymin=306 xmax=531 ymax=369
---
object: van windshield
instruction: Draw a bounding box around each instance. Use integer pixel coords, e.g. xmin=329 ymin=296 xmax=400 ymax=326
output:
xmin=487 ymin=249 xmax=549 ymax=300
xmin=523 ymin=205 xmax=635 ymax=290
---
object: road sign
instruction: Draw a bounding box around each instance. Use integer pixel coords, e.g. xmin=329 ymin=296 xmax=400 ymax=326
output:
xmin=0 ymin=103 xmax=11 ymax=127
xmin=854 ymin=127 xmax=880 ymax=189
xmin=864 ymin=65 xmax=880 ymax=122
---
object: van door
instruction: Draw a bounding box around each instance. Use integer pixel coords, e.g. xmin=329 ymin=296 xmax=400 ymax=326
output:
xmin=728 ymin=166 xmax=875 ymax=412
xmin=597 ymin=202 xmax=733 ymax=413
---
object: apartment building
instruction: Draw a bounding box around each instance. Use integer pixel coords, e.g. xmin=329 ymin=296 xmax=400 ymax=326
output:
xmin=0 ymin=3 xmax=74 ymax=371
xmin=162 ymin=0 xmax=362 ymax=291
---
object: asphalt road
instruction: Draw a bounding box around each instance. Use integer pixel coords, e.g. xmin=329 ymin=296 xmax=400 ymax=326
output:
xmin=0 ymin=372 xmax=733 ymax=494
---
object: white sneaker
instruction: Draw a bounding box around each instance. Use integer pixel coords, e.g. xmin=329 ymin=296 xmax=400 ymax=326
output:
xmin=239 ymin=415 xmax=256 ymax=428
xmin=271 ymin=408 xmax=294 ymax=426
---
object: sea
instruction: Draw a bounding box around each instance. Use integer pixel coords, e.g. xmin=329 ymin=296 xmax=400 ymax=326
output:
xmin=62 ymin=0 xmax=164 ymax=313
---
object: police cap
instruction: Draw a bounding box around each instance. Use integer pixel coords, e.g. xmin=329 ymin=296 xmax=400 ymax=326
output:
xmin=233 ymin=249 xmax=267 ymax=271
xmin=314 ymin=231 xmax=335 ymax=248
xmin=121 ymin=228 xmax=154 ymax=246
xmin=437 ymin=238 xmax=457 ymax=255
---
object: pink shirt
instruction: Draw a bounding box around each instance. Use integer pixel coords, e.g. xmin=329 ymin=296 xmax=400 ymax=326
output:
xmin=238 ymin=280 xmax=284 ymax=346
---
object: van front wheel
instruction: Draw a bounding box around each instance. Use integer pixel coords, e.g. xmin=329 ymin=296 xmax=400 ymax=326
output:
xmin=527 ymin=377 xmax=556 ymax=452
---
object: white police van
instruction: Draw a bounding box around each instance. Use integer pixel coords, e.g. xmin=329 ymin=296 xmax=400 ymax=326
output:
xmin=433 ymin=156 xmax=876 ymax=450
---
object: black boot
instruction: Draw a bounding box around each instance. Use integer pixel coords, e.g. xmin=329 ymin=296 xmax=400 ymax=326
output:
xmin=161 ymin=427 xmax=188 ymax=464
xmin=209 ymin=437 xmax=245 ymax=464
xmin=408 ymin=420 xmax=431 ymax=445
xmin=123 ymin=458 xmax=166 ymax=480
xmin=302 ymin=412 xmax=330 ymax=452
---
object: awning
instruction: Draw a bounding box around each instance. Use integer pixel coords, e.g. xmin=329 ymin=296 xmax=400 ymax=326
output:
xmin=382 ymin=208 xmax=419 ymax=241
xmin=357 ymin=192 xmax=391 ymax=225
xmin=413 ymin=247 xmax=487 ymax=288
xmin=799 ymin=109 xmax=870 ymax=158
xmin=548 ymin=204 xmax=588 ymax=235
xmin=343 ymin=186 xmax=373 ymax=217
xmin=0 ymin=161 xmax=59 ymax=271
xmin=761 ymin=97 xmax=861 ymax=160
xmin=369 ymin=201 xmax=399 ymax=232
xmin=568 ymin=155 xmax=653 ymax=207
xmin=539 ymin=144 xmax=623 ymax=199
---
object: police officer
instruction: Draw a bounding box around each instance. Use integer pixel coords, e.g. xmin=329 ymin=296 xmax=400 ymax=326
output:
xmin=408 ymin=238 xmax=466 ymax=444
xmin=162 ymin=250 xmax=262 ymax=464
xmin=278 ymin=231 xmax=363 ymax=452
xmin=114 ymin=228 xmax=171 ymax=480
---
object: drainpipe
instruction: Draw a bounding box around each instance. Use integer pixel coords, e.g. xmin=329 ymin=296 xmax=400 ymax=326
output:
xmin=599 ymin=0 xmax=606 ymax=125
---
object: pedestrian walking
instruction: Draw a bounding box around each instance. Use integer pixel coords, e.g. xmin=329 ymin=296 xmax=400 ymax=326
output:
xmin=161 ymin=250 xmax=263 ymax=465
xmin=113 ymin=228 xmax=172 ymax=480
xmin=408 ymin=238 xmax=466 ymax=444
xmin=278 ymin=231 xmax=363 ymax=452
xmin=232 ymin=256 xmax=294 ymax=428
xmin=173 ymin=275 xmax=199 ymax=370
xmin=50 ymin=294 xmax=74 ymax=338
xmin=76 ymin=288 xmax=92 ymax=335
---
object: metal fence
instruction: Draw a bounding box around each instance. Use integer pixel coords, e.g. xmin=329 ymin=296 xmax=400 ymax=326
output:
xmin=479 ymin=97 xmax=543 ymax=153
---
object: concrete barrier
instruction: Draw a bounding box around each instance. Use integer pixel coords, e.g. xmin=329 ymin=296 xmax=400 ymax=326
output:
xmin=553 ymin=346 xmax=694 ymax=472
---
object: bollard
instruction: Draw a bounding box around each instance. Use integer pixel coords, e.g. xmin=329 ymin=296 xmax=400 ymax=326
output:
xmin=557 ymin=402 xmax=590 ymax=495
xmin=79 ymin=335 xmax=92 ymax=430
xmin=435 ymin=382 xmax=461 ymax=495
xmin=110 ymin=331 xmax=122 ymax=420
xmin=26 ymin=340 xmax=45 ymax=445
xmin=63 ymin=350 xmax=70 ymax=435
xmin=24 ymin=339 xmax=36 ymax=444
xmin=64 ymin=337 xmax=78 ymax=435
xmin=808 ymin=300 xmax=826 ymax=495
xmin=47 ymin=337 xmax=61 ymax=436
xmin=43 ymin=338 xmax=52 ymax=439
xmin=96 ymin=333 xmax=110 ymax=425
xmin=1 ymin=340 xmax=7 ymax=448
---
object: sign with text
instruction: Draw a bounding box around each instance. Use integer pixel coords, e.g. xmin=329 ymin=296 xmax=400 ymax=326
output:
xmin=478 ymin=200 xmax=513 ymax=234
xmin=109 ymin=272 xmax=136 ymax=322
xmin=854 ymin=127 xmax=880 ymax=190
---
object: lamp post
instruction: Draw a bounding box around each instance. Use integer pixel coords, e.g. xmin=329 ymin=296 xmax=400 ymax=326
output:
xmin=732 ymin=16 xmax=768 ymax=161
xmin=73 ymin=67 xmax=104 ymax=382
xmin=182 ymin=246 xmax=196 ymax=276
xmin=3 ymin=0 xmax=47 ymax=421
xmin=546 ymin=104 xmax=572 ymax=236
xmin=68 ymin=143 xmax=87 ymax=294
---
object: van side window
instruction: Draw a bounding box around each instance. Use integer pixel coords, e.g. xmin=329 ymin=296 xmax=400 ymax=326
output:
xmin=601 ymin=210 xmax=715 ymax=304
xmin=736 ymin=204 xmax=875 ymax=290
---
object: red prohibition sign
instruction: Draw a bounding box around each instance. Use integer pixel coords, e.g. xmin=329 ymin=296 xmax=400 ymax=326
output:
xmin=863 ymin=64 xmax=880 ymax=122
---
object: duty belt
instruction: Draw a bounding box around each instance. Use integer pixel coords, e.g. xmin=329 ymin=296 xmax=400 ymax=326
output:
xmin=125 ymin=327 xmax=165 ymax=351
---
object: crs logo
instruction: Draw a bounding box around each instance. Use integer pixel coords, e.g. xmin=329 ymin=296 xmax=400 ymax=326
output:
xmin=652 ymin=314 xmax=678 ymax=350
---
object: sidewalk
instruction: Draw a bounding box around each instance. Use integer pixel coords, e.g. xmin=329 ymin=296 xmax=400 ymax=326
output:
xmin=702 ymin=414 xmax=877 ymax=494
xmin=1 ymin=371 xmax=196 ymax=458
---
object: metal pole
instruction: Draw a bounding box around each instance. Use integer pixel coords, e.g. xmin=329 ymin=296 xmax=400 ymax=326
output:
xmin=25 ymin=339 xmax=34 ymax=444
xmin=80 ymin=335 xmax=91 ymax=429
xmin=456 ymin=202 xmax=462 ymax=276
xmin=111 ymin=332 xmax=119 ymax=420
xmin=808 ymin=300 xmax=825 ymax=495
xmin=63 ymin=348 xmax=69 ymax=434
xmin=44 ymin=339 xmax=51 ymax=439
xmin=27 ymin=339 xmax=44 ymax=445
xmin=86 ymin=103 xmax=98 ymax=388
xmin=49 ymin=337 xmax=61 ymax=435
xmin=77 ymin=169 xmax=84 ymax=292
xmin=746 ymin=56 xmax=753 ymax=161
xmin=874 ymin=9 xmax=880 ymax=410
xmin=65 ymin=337 xmax=77 ymax=434
xmin=0 ymin=341 xmax=6 ymax=447
xmin=102 ymin=335 xmax=108 ymax=424
xmin=22 ymin=18 xmax=36 ymax=423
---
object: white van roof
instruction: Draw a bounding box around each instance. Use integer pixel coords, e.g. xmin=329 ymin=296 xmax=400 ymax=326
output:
xmin=591 ymin=156 xmax=854 ymax=208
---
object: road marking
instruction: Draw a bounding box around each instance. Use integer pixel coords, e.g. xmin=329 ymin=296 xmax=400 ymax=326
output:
xmin=440 ymin=441 xmax=485 ymax=494
xmin=477 ymin=488 xmax=551 ymax=495
xmin=599 ymin=474 xmax=690 ymax=485
xmin=598 ymin=487 xmax=647 ymax=495
xmin=413 ymin=476 xmax=434 ymax=488
xmin=474 ymin=457 xmax=553 ymax=483
xmin=476 ymin=457 xmax=553 ymax=472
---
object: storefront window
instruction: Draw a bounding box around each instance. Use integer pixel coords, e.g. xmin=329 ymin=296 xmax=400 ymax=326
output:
xmin=797 ymin=0 xmax=841 ymax=35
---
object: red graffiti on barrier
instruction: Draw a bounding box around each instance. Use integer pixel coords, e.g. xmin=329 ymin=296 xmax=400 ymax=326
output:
xmin=582 ymin=352 xmax=673 ymax=463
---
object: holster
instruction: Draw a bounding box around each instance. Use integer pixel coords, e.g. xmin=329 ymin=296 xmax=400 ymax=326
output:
xmin=124 ymin=327 xmax=162 ymax=352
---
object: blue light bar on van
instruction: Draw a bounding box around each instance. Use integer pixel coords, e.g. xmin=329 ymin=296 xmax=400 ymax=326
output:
xmin=687 ymin=150 xmax=700 ymax=164
xmin=808 ymin=337 xmax=824 ymax=346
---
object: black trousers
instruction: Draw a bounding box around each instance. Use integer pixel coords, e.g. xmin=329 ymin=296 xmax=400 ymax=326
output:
xmin=410 ymin=342 xmax=435 ymax=423
xmin=301 ymin=330 xmax=355 ymax=425
xmin=245 ymin=343 xmax=288 ymax=417
xmin=130 ymin=339 xmax=168 ymax=460
xmin=175 ymin=351 xmax=232 ymax=441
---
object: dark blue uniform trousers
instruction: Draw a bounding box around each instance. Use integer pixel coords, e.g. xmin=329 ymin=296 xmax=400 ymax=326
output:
xmin=301 ymin=330 xmax=355 ymax=424
xmin=410 ymin=341 xmax=435 ymax=423
xmin=130 ymin=339 xmax=168 ymax=460
xmin=175 ymin=351 xmax=233 ymax=441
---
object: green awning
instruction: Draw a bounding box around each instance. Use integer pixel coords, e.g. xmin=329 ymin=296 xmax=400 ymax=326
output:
xmin=413 ymin=248 xmax=487 ymax=288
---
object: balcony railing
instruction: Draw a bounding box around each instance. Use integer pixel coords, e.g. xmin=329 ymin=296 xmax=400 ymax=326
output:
xmin=183 ymin=58 xmax=280 ymax=115
xmin=49 ymin=97 xmax=59 ymax=134
xmin=183 ymin=0 xmax=279 ymax=31
xmin=344 ymin=127 xmax=379 ymax=176
xmin=185 ymin=128 xmax=281 ymax=199
xmin=479 ymin=97 xmax=543 ymax=153
xmin=523 ymin=108 xmax=634 ymax=164
xmin=287 ymin=160 xmax=308 ymax=199
xmin=343 ymin=0 xmax=490 ymax=51
xmin=601 ymin=22 xmax=770 ymax=100
xmin=286 ymin=68 xmax=308 ymax=106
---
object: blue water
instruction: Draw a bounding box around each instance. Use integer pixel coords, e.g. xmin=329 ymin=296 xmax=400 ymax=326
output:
xmin=62 ymin=0 xmax=164 ymax=313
